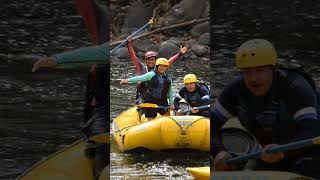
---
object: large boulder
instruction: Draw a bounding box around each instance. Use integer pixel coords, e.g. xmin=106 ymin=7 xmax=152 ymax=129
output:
xmin=191 ymin=43 xmax=208 ymax=57
xmin=164 ymin=0 xmax=208 ymax=26
xmin=163 ymin=37 xmax=184 ymax=47
xmin=122 ymin=3 xmax=153 ymax=35
xmin=190 ymin=21 xmax=210 ymax=37
xmin=132 ymin=39 xmax=159 ymax=53
xmin=112 ymin=47 xmax=130 ymax=59
xmin=198 ymin=33 xmax=210 ymax=45
xmin=158 ymin=42 xmax=179 ymax=59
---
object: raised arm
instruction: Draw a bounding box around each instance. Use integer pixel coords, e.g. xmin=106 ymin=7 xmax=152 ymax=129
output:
xmin=168 ymin=45 xmax=188 ymax=66
xmin=127 ymin=38 xmax=143 ymax=75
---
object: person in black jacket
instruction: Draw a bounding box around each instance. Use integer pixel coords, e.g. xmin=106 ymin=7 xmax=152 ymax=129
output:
xmin=211 ymin=39 xmax=320 ymax=179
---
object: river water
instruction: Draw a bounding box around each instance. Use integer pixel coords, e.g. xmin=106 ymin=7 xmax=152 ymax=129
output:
xmin=0 ymin=0 xmax=93 ymax=179
xmin=110 ymin=57 xmax=210 ymax=179
xmin=0 ymin=0 xmax=210 ymax=179
xmin=2 ymin=0 xmax=320 ymax=179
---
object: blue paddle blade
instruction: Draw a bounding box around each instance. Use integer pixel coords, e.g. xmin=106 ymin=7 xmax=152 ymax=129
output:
xmin=180 ymin=102 xmax=192 ymax=114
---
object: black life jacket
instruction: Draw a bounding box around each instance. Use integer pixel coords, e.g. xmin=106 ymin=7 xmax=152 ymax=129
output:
xmin=237 ymin=64 xmax=319 ymax=145
xmin=135 ymin=66 xmax=154 ymax=100
xmin=182 ymin=83 xmax=209 ymax=107
xmin=83 ymin=64 xmax=108 ymax=122
xmin=144 ymin=70 xmax=171 ymax=101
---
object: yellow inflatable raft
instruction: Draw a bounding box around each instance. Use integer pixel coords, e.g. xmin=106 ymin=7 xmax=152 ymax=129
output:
xmin=112 ymin=106 xmax=210 ymax=152
xmin=17 ymin=135 xmax=109 ymax=180
xmin=186 ymin=167 xmax=310 ymax=180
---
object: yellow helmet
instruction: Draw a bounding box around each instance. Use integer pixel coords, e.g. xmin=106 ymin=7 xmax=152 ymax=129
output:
xmin=183 ymin=74 xmax=197 ymax=84
xmin=236 ymin=39 xmax=278 ymax=68
xmin=156 ymin=58 xmax=169 ymax=66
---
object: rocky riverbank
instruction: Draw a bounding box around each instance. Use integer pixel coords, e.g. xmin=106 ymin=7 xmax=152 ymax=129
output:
xmin=110 ymin=0 xmax=210 ymax=61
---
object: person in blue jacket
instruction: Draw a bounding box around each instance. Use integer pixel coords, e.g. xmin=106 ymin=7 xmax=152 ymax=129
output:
xmin=174 ymin=74 xmax=210 ymax=117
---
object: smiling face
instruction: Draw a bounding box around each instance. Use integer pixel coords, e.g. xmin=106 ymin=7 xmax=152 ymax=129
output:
xmin=242 ymin=65 xmax=274 ymax=96
xmin=157 ymin=65 xmax=168 ymax=74
xmin=185 ymin=82 xmax=196 ymax=92
xmin=146 ymin=57 xmax=156 ymax=68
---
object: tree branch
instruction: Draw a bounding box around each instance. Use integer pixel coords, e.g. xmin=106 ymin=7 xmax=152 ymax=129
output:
xmin=110 ymin=17 xmax=210 ymax=47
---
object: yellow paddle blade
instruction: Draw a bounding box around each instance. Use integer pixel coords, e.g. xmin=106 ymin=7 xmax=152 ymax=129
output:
xmin=313 ymin=136 xmax=320 ymax=145
xmin=89 ymin=133 xmax=110 ymax=144
xmin=137 ymin=103 xmax=158 ymax=108
xmin=186 ymin=167 xmax=210 ymax=180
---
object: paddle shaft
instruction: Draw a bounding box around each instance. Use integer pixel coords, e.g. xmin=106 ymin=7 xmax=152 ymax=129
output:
xmin=138 ymin=103 xmax=168 ymax=109
xmin=110 ymin=21 xmax=151 ymax=54
xmin=143 ymin=105 xmax=168 ymax=109
xmin=157 ymin=106 xmax=169 ymax=109
xmin=182 ymin=104 xmax=210 ymax=113
xmin=227 ymin=136 xmax=320 ymax=164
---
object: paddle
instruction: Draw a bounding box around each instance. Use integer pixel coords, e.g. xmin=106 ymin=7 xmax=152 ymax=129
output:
xmin=226 ymin=136 xmax=320 ymax=165
xmin=178 ymin=99 xmax=192 ymax=114
xmin=137 ymin=103 xmax=168 ymax=109
xmin=182 ymin=104 xmax=211 ymax=114
xmin=179 ymin=99 xmax=210 ymax=114
xmin=110 ymin=18 xmax=154 ymax=54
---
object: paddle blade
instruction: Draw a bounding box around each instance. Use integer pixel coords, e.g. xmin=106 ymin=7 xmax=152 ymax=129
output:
xmin=179 ymin=99 xmax=187 ymax=104
xmin=313 ymin=136 xmax=320 ymax=145
xmin=178 ymin=98 xmax=193 ymax=114
xmin=186 ymin=167 xmax=210 ymax=180
xmin=138 ymin=103 xmax=158 ymax=108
